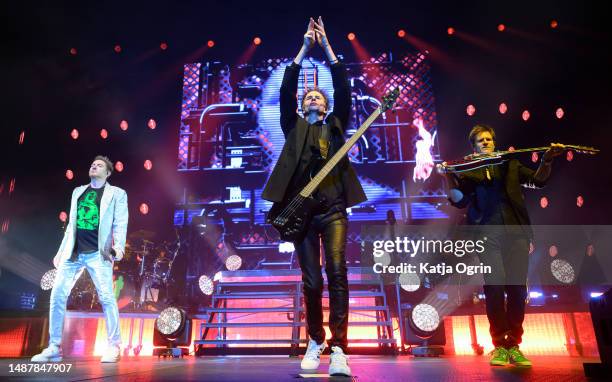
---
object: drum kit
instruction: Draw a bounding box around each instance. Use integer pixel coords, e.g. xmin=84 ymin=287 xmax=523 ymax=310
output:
xmin=68 ymin=229 xmax=181 ymax=312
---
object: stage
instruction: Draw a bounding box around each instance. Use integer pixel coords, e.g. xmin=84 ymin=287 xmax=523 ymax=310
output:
xmin=0 ymin=355 xmax=601 ymax=381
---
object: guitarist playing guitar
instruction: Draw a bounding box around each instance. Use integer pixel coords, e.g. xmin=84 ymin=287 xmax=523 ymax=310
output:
xmin=262 ymin=17 xmax=366 ymax=377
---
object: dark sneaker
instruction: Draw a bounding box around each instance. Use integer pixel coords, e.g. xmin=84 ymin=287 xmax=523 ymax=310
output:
xmin=508 ymin=346 xmax=532 ymax=367
xmin=489 ymin=346 xmax=509 ymax=366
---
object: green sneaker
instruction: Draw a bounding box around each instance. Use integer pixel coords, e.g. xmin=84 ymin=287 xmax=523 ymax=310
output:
xmin=508 ymin=346 xmax=532 ymax=367
xmin=489 ymin=346 xmax=509 ymax=366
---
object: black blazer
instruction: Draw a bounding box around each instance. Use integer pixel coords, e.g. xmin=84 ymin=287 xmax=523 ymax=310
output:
xmin=450 ymin=159 xmax=546 ymax=229
xmin=261 ymin=62 xmax=367 ymax=207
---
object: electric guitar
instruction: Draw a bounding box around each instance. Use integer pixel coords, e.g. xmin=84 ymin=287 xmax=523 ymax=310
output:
xmin=438 ymin=145 xmax=599 ymax=174
xmin=268 ymin=88 xmax=399 ymax=243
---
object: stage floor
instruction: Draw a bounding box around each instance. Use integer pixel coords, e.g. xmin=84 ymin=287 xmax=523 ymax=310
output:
xmin=0 ymin=355 xmax=603 ymax=381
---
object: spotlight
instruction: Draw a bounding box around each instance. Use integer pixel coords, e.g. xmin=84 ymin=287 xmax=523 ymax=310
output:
xmin=100 ymin=129 xmax=108 ymax=139
xmin=65 ymin=170 xmax=74 ymax=180
xmin=147 ymin=118 xmax=157 ymax=130
xmin=551 ymin=258 xmax=575 ymax=284
xmin=531 ymin=152 xmax=539 ymax=163
xmin=139 ymin=203 xmax=149 ymax=215
xmin=40 ymin=269 xmax=57 ymax=290
xmin=153 ymin=306 xmax=191 ymax=357
xmin=199 ymin=275 xmax=214 ymax=295
xmin=540 ymin=197 xmax=548 ymax=209
xmin=497 ymin=24 xmax=505 ymax=32
xmin=19 ymin=131 xmax=25 ymax=145
xmin=397 ymin=29 xmax=406 ymax=38
xmin=144 ymin=160 xmax=153 ymax=171
xmin=115 ymin=161 xmax=124 ymax=173
xmin=347 ymin=33 xmax=356 ymax=41
xmin=411 ymin=303 xmax=440 ymax=333
xmin=253 ymin=37 xmax=261 ymax=45
xmin=59 ymin=211 xmax=67 ymax=222
xmin=207 ymin=40 xmax=215 ymax=48
xmin=119 ymin=120 xmax=129 ymax=131
xmin=225 ymin=255 xmax=242 ymax=271
xmin=404 ymin=303 xmax=445 ymax=356
xmin=550 ymin=20 xmax=558 ymax=29
xmin=399 ymin=273 xmax=420 ymax=292
xmin=522 ymin=110 xmax=530 ymax=121
xmin=278 ymin=241 xmax=295 ymax=254
xmin=69 ymin=48 xmax=77 ymax=56
xmin=114 ymin=44 xmax=122 ymax=53
xmin=499 ymin=102 xmax=508 ymax=114
xmin=556 ymin=107 xmax=564 ymax=119
xmin=447 ymin=27 xmax=455 ymax=35
xmin=70 ymin=129 xmax=79 ymax=140
xmin=466 ymin=104 xmax=476 ymax=116
xmin=160 ymin=42 xmax=168 ymax=50
xmin=590 ymin=292 xmax=603 ymax=298
xmin=566 ymin=151 xmax=574 ymax=161
xmin=577 ymin=195 xmax=584 ymax=207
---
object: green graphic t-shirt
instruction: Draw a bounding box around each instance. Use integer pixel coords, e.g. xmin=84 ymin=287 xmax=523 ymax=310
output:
xmin=75 ymin=185 xmax=105 ymax=254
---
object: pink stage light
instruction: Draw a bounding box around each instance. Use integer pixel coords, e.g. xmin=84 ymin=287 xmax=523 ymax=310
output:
xmin=549 ymin=245 xmax=558 ymax=257
xmin=253 ymin=37 xmax=261 ymax=45
xmin=447 ymin=27 xmax=455 ymax=35
xmin=114 ymin=44 xmax=122 ymax=53
xmin=508 ymin=146 xmax=515 ymax=152
xmin=147 ymin=119 xmax=157 ymax=130
xmin=397 ymin=29 xmax=406 ymax=38
xmin=59 ymin=211 xmax=68 ymax=222
xmin=119 ymin=120 xmax=128 ymax=131
xmin=566 ymin=151 xmax=574 ymax=161
xmin=556 ymin=107 xmax=564 ymax=119
xmin=69 ymin=48 xmax=77 ymax=56
xmin=522 ymin=110 xmax=530 ymax=121
xmin=540 ymin=196 xmax=549 ymax=209
xmin=100 ymin=129 xmax=108 ymax=139
xmin=412 ymin=117 xmax=434 ymax=182
xmin=115 ymin=161 xmax=124 ymax=172
xmin=497 ymin=24 xmax=506 ymax=32
xmin=577 ymin=195 xmax=584 ymax=207
xmin=9 ymin=178 xmax=15 ymax=194
xmin=499 ymin=102 xmax=507 ymax=114
xmin=531 ymin=152 xmax=539 ymax=163
xmin=347 ymin=33 xmax=355 ymax=41
xmin=160 ymin=42 xmax=168 ymax=50
xmin=466 ymin=104 xmax=476 ymax=116
xmin=144 ymin=160 xmax=153 ymax=170
xmin=550 ymin=20 xmax=558 ymax=29
xmin=19 ymin=131 xmax=25 ymax=144
xmin=207 ymin=40 xmax=215 ymax=48
xmin=70 ymin=129 xmax=79 ymax=140
xmin=65 ymin=170 xmax=74 ymax=180
xmin=139 ymin=203 xmax=149 ymax=215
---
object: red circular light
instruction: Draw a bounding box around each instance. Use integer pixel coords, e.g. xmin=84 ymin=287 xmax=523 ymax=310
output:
xmin=397 ymin=29 xmax=406 ymax=38
xmin=70 ymin=129 xmax=79 ymax=140
xmin=508 ymin=146 xmax=515 ymax=152
xmin=548 ymin=245 xmax=558 ymax=257
xmin=550 ymin=20 xmax=558 ymax=29
xmin=69 ymin=48 xmax=77 ymax=56
xmin=497 ymin=24 xmax=505 ymax=32
xmin=114 ymin=44 xmax=122 ymax=53
xmin=253 ymin=37 xmax=261 ymax=45
xmin=207 ymin=40 xmax=215 ymax=48
xmin=59 ymin=211 xmax=68 ymax=222
xmin=577 ymin=195 xmax=584 ymax=207
xmin=566 ymin=151 xmax=574 ymax=161
xmin=160 ymin=42 xmax=168 ymax=50
xmin=556 ymin=107 xmax=564 ymax=119
xmin=447 ymin=27 xmax=455 ymax=35
xmin=540 ymin=196 xmax=549 ymax=208
xmin=522 ymin=110 xmax=530 ymax=121
xmin=65 ymin=170 xmax=74 ymax=180
xmin=347 ymin=33 xmax=356 ymax=41
xmin=115 ymin=161 xmax=124 ymax=172
xmin=499 ymin=102 xmax=508 ymax=114
xmin=100 ymin=129 xmax=108 ymax=139
xmin=144 ymin=160 xmax=153 ymax=170
xmin=119 ymin=120 xmax=128 ymax=131
xmin=147 ymin=119 xmax=157 ymax=130
xmin=466 ymin=104 xmax=476 ymax=116
xmin=139 ymin=203 xmax=149 ymax=215
xmin=531 ymin=152 xmax=539 ymax=163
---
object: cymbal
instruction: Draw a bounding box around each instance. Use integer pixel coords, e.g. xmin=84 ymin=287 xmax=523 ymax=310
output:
xmin=128 ymin=230 xmax=156 ymax=240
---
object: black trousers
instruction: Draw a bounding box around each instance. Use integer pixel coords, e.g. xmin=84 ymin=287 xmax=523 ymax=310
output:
xmin=480 ymin=227 xmax=529 ymax=348
xmin=295 ymin=212 xmax=349 ymax=353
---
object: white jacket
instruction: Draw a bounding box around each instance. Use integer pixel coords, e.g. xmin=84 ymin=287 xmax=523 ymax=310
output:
xmin=53 ymin=183 xmax=129 ymax=268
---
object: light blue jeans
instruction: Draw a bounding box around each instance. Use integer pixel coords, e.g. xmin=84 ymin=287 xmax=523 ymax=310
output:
xmin=49 ymin=251 xmax=121 ymax=347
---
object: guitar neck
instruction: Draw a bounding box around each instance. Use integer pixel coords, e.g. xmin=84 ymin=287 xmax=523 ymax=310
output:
xmin=299 ymin=108 xmax=382 ymax=197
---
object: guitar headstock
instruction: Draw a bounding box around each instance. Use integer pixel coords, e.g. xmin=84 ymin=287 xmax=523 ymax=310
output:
xmin=381 ymin=88 xmax=400 ymax=112
xmin=565 ymin=145 xmax=599 ymax=155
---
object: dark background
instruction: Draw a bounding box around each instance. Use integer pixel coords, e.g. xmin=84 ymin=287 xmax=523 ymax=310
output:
xmin=1 ymin=0 xmax=611 ymax=308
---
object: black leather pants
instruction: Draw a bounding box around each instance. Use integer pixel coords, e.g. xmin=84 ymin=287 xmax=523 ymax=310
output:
xmin=295 ymin=212 xmax=349 ymax=353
